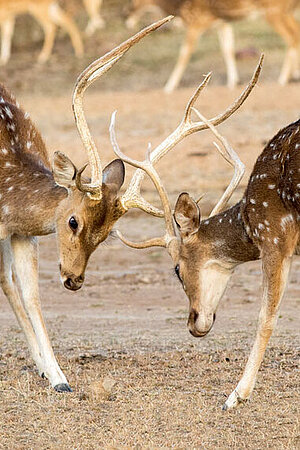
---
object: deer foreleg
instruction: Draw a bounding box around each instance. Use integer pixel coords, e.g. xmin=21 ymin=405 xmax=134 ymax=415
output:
xmin=164 ymin=26 xmax=201 ymax=93
xmin=83 ymin=0 xmax=105 ymax=35
xmin=0 ymin=239 xmax=44 ymax=373
xmin=0 ymin=18 xmax=15 ymax=66
xmin=266 ymin=13 xmax=300 ymax=84
xmin=49 ymin=2 xmax=84 ymax=57
xmin=217 ymin=22 xmax=239 ymax=89
xmin=11 ymin=235 xmax=71 ymax=392
xmin=31 ymin=8 xmax=56 ymax=63
xmin=223 ymin=250 xmax=293 ymax=410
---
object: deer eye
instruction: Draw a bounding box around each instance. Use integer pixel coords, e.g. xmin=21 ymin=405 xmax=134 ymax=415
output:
xmin=69 ymin=216 xmax=78 ymax=231
xmin=174 ymin=264 xmax=182 ymax=283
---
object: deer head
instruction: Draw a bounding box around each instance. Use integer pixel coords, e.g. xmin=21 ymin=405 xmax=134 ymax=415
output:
xmin=111 ymin=56 xmax=263 ymax=334
xmin=52 ymin=17 xmax=173 ymax=290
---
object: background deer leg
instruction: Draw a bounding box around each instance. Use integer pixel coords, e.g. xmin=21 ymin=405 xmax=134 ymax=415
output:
xmin=48 ymin=2 xmax=84 ymax=58
xmin=0 ymin=18 xmax=15 ymax=66
xmin=0 ymin=239 xmax=44 ymax=374
xmin=11 ymin=235 xmax=71 ymax=392
xmin=31 ymin=8 xmax=56 ymax=63
xmin=217 ymin=22 xmax=239 ymax=89
xmin=223 ymin=242 xmax=296 ymax=410
xmin=164 ymin=26 xmax=202 ymax=93
xmin=265 ymin=13 xmax=300 ymax=84
xmin=83 ymin=0 xmax=105 ymax=36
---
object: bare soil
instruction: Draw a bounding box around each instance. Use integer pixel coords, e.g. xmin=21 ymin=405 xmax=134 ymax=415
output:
xmin=0 ymin=6 xmax=299 ymax=449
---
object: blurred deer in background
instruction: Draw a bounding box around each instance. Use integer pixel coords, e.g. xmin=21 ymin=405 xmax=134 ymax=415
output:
xmin=127 ymin=0 xmax=300 ymax=92
xmin=0 ymin=0 xmax=84 ymax=64
xmin=111 ymin=54 xmax=300 ymax=410
xmin=0 ymin=18 xmax=178 ymax=391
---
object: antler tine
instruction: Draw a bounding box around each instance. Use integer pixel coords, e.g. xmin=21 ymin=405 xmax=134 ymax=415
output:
xmin=122 ymin=55 xmax=263 ymax=206
xmin=110 ymin=111 xmax=178 ymax=251
xmin=116 ymin=231 xmax=166 ymax=249
xmin=150 ymin=54 xmax=264 ymax=167
xmin=72 ymin=15 xmax=173 ymax=199
xmin=183 ymin=72 xmax=212 ymax=124
xmin=110 ymin=111 xmax=164 ymax=217
xmin=192 ymin=108 xmax=245 ymax=216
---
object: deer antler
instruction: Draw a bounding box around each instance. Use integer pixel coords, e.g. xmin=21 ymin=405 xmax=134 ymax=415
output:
xmin=111 ymin=56 xmax=263 ymax=251
xmin=72 ymin=15 xmax=173 ymax=200
xmin=191 ymin=108 xmax=245 ymax=216
xmin=110 ymin=111 xmax=179 ymax=258
xmin=119 ymin=55 xmax=263 ymax=210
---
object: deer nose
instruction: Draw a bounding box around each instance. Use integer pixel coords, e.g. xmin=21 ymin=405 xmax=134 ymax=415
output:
xmin=188 ymin=310 xmax=216 ymax=337
xmin=64 ymin=275 xmax=84 ymax=291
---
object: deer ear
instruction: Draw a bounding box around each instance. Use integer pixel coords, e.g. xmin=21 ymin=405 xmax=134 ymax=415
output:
xmin=174 ymin=192 xmax=200 ymax=236
xmin=52 ymin=151 xmax=77 ymax=188
xmin=102 ymin=159 xmax=125 ymax=193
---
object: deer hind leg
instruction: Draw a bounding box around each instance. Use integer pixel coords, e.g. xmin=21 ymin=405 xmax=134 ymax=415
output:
xmin=11 ymin=235 xmax=71 ymax=392
xmin=0 ymin=238 xmax=44 ymax=373
xmin=82 ymin=0 xmax=105 ymax=36
xmin=48 ymin=1 xmax=84 ymax=57
xmin=164 ymin=26 xmax=202 ymax=93
xmin=0 ymin=18 xmax=15 ymax=66
xmin=223 ymin=239 xmax=297 ymax=410
xmin=266 ymin=13 xmax=300 ymax=85
xmin=217 ymin=22 xmax=239 ymax=89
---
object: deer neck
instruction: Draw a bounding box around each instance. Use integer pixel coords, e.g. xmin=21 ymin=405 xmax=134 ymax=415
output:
xmin=199 ymin=201 xmax=260 ymax=267
xmin=0 ymin=85 xmax=68 ymax=238
xmin=0 ymin=155 xmax=67 ymax=238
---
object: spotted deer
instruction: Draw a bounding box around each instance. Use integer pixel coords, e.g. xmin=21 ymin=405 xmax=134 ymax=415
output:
xmin=0 ymin=18 xmax=183 ymax=391
xmin=109 ymin=55 xmax=299 ymax=409
xmin=0 ymin=0 xmax=85 ymax=65
xmin=127 ymin=0 xmax=300 ymax=92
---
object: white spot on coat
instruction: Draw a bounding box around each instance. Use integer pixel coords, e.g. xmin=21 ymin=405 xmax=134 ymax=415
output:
xmin=4 ymin=106 xmax=13 ymax=119
xmin=280 ymin=214 xmax=294 ymax=231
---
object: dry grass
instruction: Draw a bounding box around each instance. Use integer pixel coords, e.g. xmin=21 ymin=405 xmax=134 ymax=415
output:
xmin=0 ymin=345 xmax=299 ymax=448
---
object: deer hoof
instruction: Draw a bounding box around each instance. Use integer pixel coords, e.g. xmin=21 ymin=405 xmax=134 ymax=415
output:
xmin=54 ymin=383 xmax=73 ymax=393
xmin=222 ymin=389 xmax=246 ymax=410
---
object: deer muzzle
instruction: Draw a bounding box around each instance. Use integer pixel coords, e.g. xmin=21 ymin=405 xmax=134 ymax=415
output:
xmin=59 ymin=266 xmax=85 ymax=291
xmin=188 ymin=310 xmax=216 ymax=337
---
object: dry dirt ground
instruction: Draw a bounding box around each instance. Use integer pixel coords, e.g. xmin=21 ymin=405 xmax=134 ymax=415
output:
xmin=0 ymin=4 xmax=299 ymax=448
